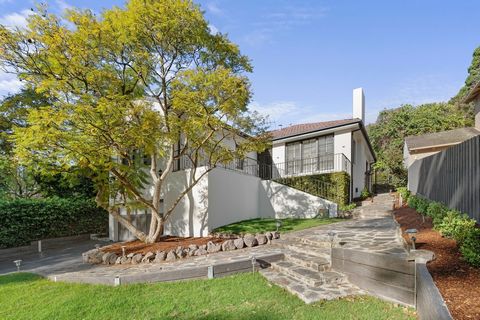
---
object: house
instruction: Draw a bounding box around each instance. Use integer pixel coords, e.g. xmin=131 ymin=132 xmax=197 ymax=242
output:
xmin=109 ymin=88 xmax=376 ymax=241
xmin=404 ymin=84 xmax=480 ymax=222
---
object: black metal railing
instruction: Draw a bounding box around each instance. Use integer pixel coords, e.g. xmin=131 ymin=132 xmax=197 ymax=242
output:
xmin=173 ymin=155 xmax=259 ymax=176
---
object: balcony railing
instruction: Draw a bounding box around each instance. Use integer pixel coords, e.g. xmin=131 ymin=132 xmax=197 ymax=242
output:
xmin=262 ymin=153 xmax=351 ymax=180
xmin=173 ymin=155 xmax=259 ymax=176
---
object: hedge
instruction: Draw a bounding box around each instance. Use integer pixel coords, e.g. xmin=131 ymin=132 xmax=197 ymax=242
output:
xmin=275 ymin=172 xmax=350 ymax=205
xmin=407 ymin=194 xmax=480 ymax=267
xmin=0 ymin=197 xmax=108 ymax=249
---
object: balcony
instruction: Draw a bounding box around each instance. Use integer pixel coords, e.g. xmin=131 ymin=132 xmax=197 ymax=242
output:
xmin=260 ymin=153 xmax=351 ymax=180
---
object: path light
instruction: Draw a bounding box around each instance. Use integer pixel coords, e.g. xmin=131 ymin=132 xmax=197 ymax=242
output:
xmin=13 ymin=260 xmax=22 ymax=272
xmin=327 ymin=231 xmax=336 ymax=268
xmin=121 ymin=246 xmax=126 ymax=258
xmin=275 ymin=219 xmax=282 ymax=232
xmin=405 ymin=229 xmax=418 ymax=250
xmin=251 ymin=255 xmax=256 ymax=273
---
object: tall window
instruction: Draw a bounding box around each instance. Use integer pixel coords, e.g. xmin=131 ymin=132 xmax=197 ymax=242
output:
xmin=285 ymin=134 xmax=334 ymax=174
xmin=302 ymin=138 xmax=317 ymax=173
xmin=318 ymin=135 xmax=334 ymax=170
xmin=286 ymin=142 xmax=301 ymax=175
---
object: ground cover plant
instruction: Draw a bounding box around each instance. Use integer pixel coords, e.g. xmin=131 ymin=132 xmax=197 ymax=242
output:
xmin=212 ymin=218 xmax=342 ymax=235
xmin=0 ymin=272 xmax=415 ymax=320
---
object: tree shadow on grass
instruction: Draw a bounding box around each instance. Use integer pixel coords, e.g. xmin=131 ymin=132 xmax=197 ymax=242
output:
xmin=0 ymin=272 xmax=41 ymax=285
xmin=213 ymin=218 xmax=334 ymax=235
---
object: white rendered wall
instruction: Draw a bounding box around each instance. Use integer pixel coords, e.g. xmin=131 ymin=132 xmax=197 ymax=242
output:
xmin=207 ymin=168 xmax=260 ymax=230
xmin=407 ymin=160 xmax=421 ymax=195
xmin=334 ymin=130 xmax=352 ymax=160
xmin=259 ymin=180 xmax=337 ymax=218
xmin=351 ymin=130 xmax=374 ymax=198
xmin=272 ymin=142 xmax=286 ymax=165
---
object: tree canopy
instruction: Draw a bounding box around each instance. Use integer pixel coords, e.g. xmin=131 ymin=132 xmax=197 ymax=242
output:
xmin=0 ymin=0 xmax=268 ymax=242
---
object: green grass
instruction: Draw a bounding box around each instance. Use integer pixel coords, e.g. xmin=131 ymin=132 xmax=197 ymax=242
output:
xmin=0 ymin=273 xmax=415 ymax=320
xmin=213 ymin=218 xmax=343 ymax=235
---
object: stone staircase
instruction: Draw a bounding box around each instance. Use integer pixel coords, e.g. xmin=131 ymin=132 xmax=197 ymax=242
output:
xmin=261 ymin=237 xmax=363 ymax=304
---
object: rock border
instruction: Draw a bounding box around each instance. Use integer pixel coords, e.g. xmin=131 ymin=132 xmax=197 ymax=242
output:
xmin=83 ymin=231 xmax=280 ymax=265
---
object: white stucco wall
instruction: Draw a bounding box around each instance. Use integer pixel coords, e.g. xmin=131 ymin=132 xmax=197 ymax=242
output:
xmin=207 ymin=168 xmax=260 ymax=230
xmin=334 ymin=130 xmax=352 ymax=160
xmin=407 ymin=160 xmax=421 ymax=195
xmin=272 ymin=142 xmax=286 ymax=164
xmin=351 ymin=130 xmax=374 ymax=198
xmin=259 ymin=180 xmax=337 ymax=218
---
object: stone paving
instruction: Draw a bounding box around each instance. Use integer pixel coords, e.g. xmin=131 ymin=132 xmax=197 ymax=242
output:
xmin=24 ymin=193 xmax=407 ymax=305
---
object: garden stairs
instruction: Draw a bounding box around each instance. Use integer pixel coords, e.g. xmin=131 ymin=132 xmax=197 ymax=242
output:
xmin=260 ymin=232 xmax=361 ymax=303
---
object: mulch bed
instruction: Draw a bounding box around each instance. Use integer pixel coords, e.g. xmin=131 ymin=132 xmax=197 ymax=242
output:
xmin=102 ymin=236 xmax=224 ymax=256
xmin=394 ymin=206 xmax=480 ymax=320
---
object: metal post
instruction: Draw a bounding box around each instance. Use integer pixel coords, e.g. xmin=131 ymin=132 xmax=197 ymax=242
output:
xmin=38 ymin=240 xmax=42 ymax=253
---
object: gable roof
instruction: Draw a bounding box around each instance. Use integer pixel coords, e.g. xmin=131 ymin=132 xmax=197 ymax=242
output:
xmin=405 ymin=127 xmax=480 ymax=151
xmin=269 ymin=118 xmax=360 ymax=140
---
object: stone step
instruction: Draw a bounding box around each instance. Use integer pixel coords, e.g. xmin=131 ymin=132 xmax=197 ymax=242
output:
xmin=271 ymin=261 xmax=346 ymax=287
xmin=283 ymin=251 xmax=330 ymax=272
xmin=283 ymin=242 xmax=331 ymax=258
xmin=282 ymin=235 xmax=331 ymax=248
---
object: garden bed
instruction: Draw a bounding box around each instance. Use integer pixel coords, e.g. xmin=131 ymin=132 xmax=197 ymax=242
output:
xmin=394 ymin=206 xmax=480 ymax=320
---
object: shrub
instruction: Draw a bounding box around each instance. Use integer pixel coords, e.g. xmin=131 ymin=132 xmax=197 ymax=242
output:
xmin=426 ymin=201 xmax=448 ymax=226
xmin=0 ymin=197 xmax=108 ymax=248
xmin=407 ymin=195 xmax=419 ymax=209
xmin=415 ymin=198 xmax=430 ymax=215
xmin=437 ymin=210 xmax=477 ymax=244
xmin=396 ymin=187 xmax=410 ymax=203
xmin=339 ymin=203 xmax=356 ymax=212
xmin=460 ymin=228 xmax=480 ymax=267
xmin=360 ymin=187 xmax=371 ymax=200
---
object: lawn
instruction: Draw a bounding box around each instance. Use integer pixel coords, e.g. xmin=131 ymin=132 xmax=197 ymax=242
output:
xmin=213 ymin=218 xmax=343 ymax=235
xmin=0 ymin=273 xmax=415 ymax=320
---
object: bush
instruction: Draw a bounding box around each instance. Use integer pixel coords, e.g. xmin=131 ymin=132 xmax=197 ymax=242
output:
xmin=437 ymin=210 xmax=477 ymax=244
xmin=415 ymin=198 xmax=430 ymax=215
xmin=396 ymin=187 xmax=410 ymax=203
xmin=426 ymin=201 xmax=448 ymax=226
xmin=339 ymin=203 xmax=356 ymax=212
xmin=407 ymin=195 xmax=419 ymax=209
xmin=0 ymin=197 xmax=108 ymax=248
xmin=460 ymin=228 xmax=480 ymax=267
xmin=360 ymin=187 xmax=371 ymax=200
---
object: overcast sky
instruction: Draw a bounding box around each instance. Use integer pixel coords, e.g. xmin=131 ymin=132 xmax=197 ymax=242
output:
xmin=1 ymin=0 xmax=479 ymax=127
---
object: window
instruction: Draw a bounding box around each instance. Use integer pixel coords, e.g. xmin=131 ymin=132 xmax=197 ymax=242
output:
xmin=318 ymin=135 xmax=334 ymax=170
xmin=286 ymin=142 xmax=301 ymax=174
xmin=285 ymin=134 xmax=334 ymax=174
xmin=302 ymin=138 xmax=317 ymax=173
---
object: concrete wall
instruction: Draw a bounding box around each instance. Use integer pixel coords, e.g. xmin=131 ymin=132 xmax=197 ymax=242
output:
xmin=207 ymin=168 xmax=260 ymax=230
xmin=259 ymin=180 xmax=336 ymax=218
xmin=416 ymin=263 xmax=453 ymax=320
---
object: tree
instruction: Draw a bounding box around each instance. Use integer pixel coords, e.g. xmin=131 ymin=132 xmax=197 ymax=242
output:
xmin=0 ymin=0 xmax=268 ymax=243
xmin=368 ymin=103 xmax=474 ymax=187
xmin=452 ymin=46 xmax=480 ymax=103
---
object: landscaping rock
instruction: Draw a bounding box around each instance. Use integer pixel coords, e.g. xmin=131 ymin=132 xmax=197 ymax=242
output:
xmin=188 ymin=244 xmax=199 ymax=251
xmin=265 ymin=232 xmax=273 ymax=240
xmin=222 ymin=239 xmax=236 ymax=251
xmin=83 ymin=249 xmax=102 ymax=264
xmin=200 ymin=244 xmax=207 ymax=250
xmin=273 ymin=231 xmax=280 ymax=239
xmin=131 ymin=253 xmax=143 ymax=264
xmin=142 ymin=251 xmax=155 ymax=263
xmin=115 ymin=256 xmax=122 ymax=264
xmin=176 ymin=247 xmax=187 ymax=258
xmin=187 ymin=248 xmax=196 ymax=256
xmin=120 ymin=256 xmax=131 ymax=264
xmin=153 ymin=251 xmax=166 ymax=263
xmin=255 ymin=234 xmax=268 ymax=245
xmin=234 ymin=238 xmax=245 ymax=249
xmin=165 ymin=250 xmax=177 ymax=262
xmin=207 ymin=241 xmax=222 ymax=253
xmin=195 ymin=248 xmax=207 ymax=256
xmin=127 ymin=253 xmax=135 ymax=258
xmin=102 ymin=252 xmax=118 ymax=265
xmin=243 ymin=235 xmax=258 ymax=247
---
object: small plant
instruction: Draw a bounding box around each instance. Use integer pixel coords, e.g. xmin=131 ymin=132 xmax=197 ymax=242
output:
xmin=460 ymin=228 xmax=480 ymax=267
xmin=360 ymin=187 xmax=371 ymax=200
xmin=396 ymin=187 xmax=410 ymax=203
xmin=426 ymin=201 xmax=448 ymax=226
xmin=407 ymin=195 xmax=418 ymax=209
xmin=339 ymin=203 xmax=356 ymax=212
xmin=415 ymin=198 xmax=430 ymax=216
xmin=437 ymin=210 xmax=477 ymax=244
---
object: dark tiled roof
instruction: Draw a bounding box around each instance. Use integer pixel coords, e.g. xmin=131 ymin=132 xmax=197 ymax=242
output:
xmin=405 ymin=127 xmax=480 ymax=150
xmin=269 ymin=118 xmax=360 ymax=140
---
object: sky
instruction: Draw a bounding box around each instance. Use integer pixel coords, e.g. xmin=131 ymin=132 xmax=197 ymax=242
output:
xmin=0 ymin=0 xmax=479 ymax=128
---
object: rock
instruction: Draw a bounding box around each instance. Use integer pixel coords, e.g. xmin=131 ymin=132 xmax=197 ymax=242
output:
xmin=102 ymin=252 xmax=118 ymax=265
xmin=265 ymin=232 xmax=273 ymax=240
xmin=273 ymin=231 xmax=280 ymax=239
xmin=142 ymin=251 xmax=155 ymax=263
xmin=188 ymin=248 xmax=196 ymax=256
xmin=120 ymin=256 xmax=131 ymax=264
xmin=83 ymin=249 xmax=101 ymax=264
xmin=243 ymin=235 xmax=258 ymax=247
xmin=207 ymin=241 xmax=222 ymax=253
xmin=115 ymin=256 xmax=122 ymax=265
xmin=222 ymin=239 xmax=236 ymax=251
xmin=255 ymin=234 xmax=268 ymax=245
xmin=234 ymin=238 xmax=245 ymax=249
xmin=165 ymin=250 xmax=177 ymax=261
xmin=131 ymin=253 xmax=143 ymax=264
xmin=127 ymin=253 xmax=135 ymax=258
xmin=199 ymin=244 xmax=207 ymax=250
xmin=195 ymin=248 xmax=208 ymax=256
xmin=153 ymin=251 xmax=166 ymax=263
xmin=188 ymin=244 xmax=199 ymax=251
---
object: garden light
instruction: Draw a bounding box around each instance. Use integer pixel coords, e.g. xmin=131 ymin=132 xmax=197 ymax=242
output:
xmin=275 ymin=220 xmax=282 ymax=232
xmin=251 ymin=255 xmax=256 ymax=273
xmin=405 ymin=229 xmax=418 ymax=250
xmin=13 ymin=260 xmax=22 ymax=272
xmin=121 ymin=246 xmax=126 ymax=258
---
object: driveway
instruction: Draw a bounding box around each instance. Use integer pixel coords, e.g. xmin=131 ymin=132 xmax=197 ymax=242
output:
xmin=0 ymin=239 xmax=100 ymax=276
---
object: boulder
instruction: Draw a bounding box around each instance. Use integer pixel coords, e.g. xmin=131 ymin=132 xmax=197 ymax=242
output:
xmin=102 ymin=252 xmax=118 ymax=265
xmin=199 ymin=244 xmax=207 ymax=250
xmin=142 ymin=251 xmax=155 ymax=263
xmin=153 ymin=251 xmax=166 ymax=263
xmin=265 ymin=232 xmax=273 ymax=240
xmin=234 ymin=238 xmax=245 ymax=249
xmin=273 ymin=231 xmax=280 ymax=239
xmin=255 ymin=234 xmax=268 ymax=245
xmin=221 ymin=239 xmax=236 ymax=251
xmin=165 ymin=250 xmax=177 ymax=262
xmin=120 ymin=256 xmax=131 ymax=264
xmin=127 ymin=253 xmax=135 ymax=258
xmin=195 ymin=248 xmax=208 ymax=256
xmin=115 ymin=256 xmax=122 ymax=265
xmin=207 ymin=241 xmax=222 ymax=253
xmin=243 ymin=235 xmax=258 ymax=247
xmin=188 ymin=244 xmax=199 ymax=251
xmin=83 ymin=249 xmax=101 ymax=264
xmin=131 ymin=253 xmax=143 ymax=264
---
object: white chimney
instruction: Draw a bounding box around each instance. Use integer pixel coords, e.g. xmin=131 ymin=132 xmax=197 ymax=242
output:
xmin=353 ymin=87 xmax=365 ymax=122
